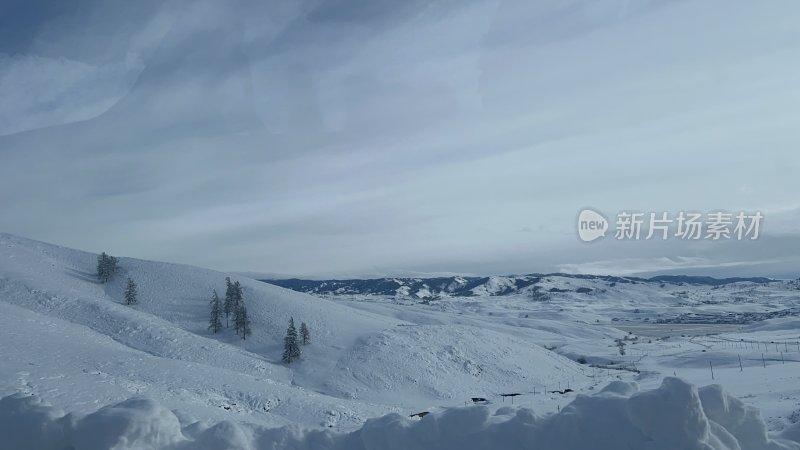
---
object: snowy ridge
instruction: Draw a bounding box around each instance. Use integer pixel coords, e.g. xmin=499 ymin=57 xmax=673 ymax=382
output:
xmin=2 ymin=377 xmax=799 ymax=450
xmin=265 ymin=274 xmax=780 ymax=299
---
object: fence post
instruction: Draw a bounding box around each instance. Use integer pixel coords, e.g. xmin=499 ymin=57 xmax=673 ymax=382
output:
xmin=762 ymin=353 xmax=766 ymax=368
xmin=709 ymin=361 xmax=715 ymax=380
xmin=738 ymin=354 xmax=743 ymax=372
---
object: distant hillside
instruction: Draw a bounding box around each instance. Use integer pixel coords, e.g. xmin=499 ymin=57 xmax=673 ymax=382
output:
xmin=263 ymin=273 xmax=777 ymax=299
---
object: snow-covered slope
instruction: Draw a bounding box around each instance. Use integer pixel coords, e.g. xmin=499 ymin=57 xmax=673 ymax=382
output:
xmin=0 ymin=233 xmax=406 ymax=427
xmin=322 ymin=324 xmax=584 ymax=405
xmin=0 ymin=233 xmax=589 ymax=429
xmin=0 ymin=232 xmax=400 ymax=383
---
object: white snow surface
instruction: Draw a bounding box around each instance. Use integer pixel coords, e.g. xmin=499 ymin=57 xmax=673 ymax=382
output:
xmin=2 ymin=377 xmax=799 ymax=450
xmin=0 ymin=233 xmax=587 ymax=429
xmin=2 ymin=232 xmax=800 ymax=449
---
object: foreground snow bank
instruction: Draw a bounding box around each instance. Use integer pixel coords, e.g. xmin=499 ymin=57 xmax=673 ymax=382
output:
xmin=2 ymin=378 xmax=798 ymax=450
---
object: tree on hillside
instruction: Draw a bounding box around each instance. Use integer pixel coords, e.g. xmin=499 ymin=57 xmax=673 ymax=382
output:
xmin=96 ymin=253 xmax=107 ymax=282
xmin=232 ymin=282 xmax=245 ymax=336
xmin=124 ymin=277 xmax=138 ymax=305
xmin=282 ymin=317 xmax=301 ymax=364
xmin=234 ymin=302 xmax=243 ymax=336
xmin=300 ymin=321 xmax=310 ymax=345
xmin=233 ymin=281 xmax=243 ymax=309
xmin=208 ymin=290 xmax=222 ymax=333
xmin=96 ymin=252 xmax=119 ymax=283
xmin=223 ymin=277 xmax=235 ymax=327
xmin=237 ymin=304 xmax=251 ymax=340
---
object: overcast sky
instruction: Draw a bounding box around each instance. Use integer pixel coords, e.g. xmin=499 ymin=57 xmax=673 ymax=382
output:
xmin=2 ymin=0 xmax=800 ymax=278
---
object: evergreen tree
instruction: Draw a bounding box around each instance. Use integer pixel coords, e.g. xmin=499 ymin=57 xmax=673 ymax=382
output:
xmin=239 ymin=304 xmax=252 ymax=340
xmin=124 ymin=277 xmax=138 ymax=305
xmin=108 ymin=255 xmax=118 ymax=277
xmin=300 ymin=321 xmax=310 ymax=345
xmin=232 ymin=282 xmax=246 ymax=336
xmin=97 ymin=252 xmax=118 ymax=283
xmin=233 ymin=302 xmax=252 ymax=339
xmin=223 ymin=277 xmax=234 ymax=327
xmin=282 ymin=317 xmax=301 ymax=363
xmin=97 ymin=252 xmax=107 ymax=282
xmin=233 ymin=303 xmax=243 ymax=336
xmin=208 ymin=290 xmax=222 ymax=333
xmin=233 ymin=281 xmax=243 ymax=309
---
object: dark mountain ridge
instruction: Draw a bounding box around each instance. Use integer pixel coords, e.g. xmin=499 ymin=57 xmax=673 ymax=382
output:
xmin=262 ymin=273 xmax=777 ymax=299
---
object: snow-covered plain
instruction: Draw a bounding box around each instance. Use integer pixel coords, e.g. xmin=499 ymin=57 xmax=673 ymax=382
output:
xmin=1 ymin=232 xmax=800 ymax=449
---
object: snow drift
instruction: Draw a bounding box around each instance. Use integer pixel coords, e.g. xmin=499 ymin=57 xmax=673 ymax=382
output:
xmin=2 ymin=377 xmax=798 ymax=450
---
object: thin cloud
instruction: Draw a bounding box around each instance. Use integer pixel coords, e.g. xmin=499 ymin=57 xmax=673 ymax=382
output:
xmin=1 ymin=0 xmax=800 ymax=277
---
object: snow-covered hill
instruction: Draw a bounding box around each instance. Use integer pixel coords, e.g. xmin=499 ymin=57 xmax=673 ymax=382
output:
xmin=0 ymin=233 xmax=590 ymax=430
xmin=2 ymin=232 xmax=800 ymax=449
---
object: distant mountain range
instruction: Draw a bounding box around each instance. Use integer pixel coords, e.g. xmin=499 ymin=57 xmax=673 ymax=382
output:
xmin=262 ymin=274 xmax=777 ymax=299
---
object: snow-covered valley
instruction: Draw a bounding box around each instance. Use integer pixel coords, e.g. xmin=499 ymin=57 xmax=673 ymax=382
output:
xmin=1 ymin=232 xmax=800 ymax=449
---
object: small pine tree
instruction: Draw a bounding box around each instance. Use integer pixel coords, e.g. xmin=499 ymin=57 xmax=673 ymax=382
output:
xmin=208 ymin=290 xmax=222 ymax=333
xmin=97 ymin=252 xmax=118 ymax=283
xmin=233 ymin=281 xmax=243 ymax=309
xmin=223 ymin=277 xmax=234 ymax=327
xmin=233 ymin=303 xmax=243 ymax=336
xmin=108 ymin=255 xmax=118 ymax=278
xmin=232 ymin=283 xmax=246 ymax=336
xmin=240 ymin=305 xmax=252 ymax=340
xmin=300 ymin=322 xmax=310 ymax=345
xmin=282 ymin=317 xmax=301 ymax=363
xmin=124 ymin=277 xmax=138 ymax=305
xmin=97 ymin=252 xmax=107 ymax=282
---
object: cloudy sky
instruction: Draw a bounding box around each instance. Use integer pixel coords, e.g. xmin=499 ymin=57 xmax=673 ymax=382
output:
xmin=2 ymin=0 xmax=800 ymax=278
